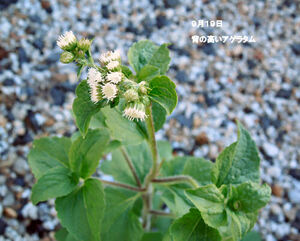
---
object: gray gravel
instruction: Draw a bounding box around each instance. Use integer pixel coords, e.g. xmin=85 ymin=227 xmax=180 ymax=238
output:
xmin=0 ymin=0 xmax=299 ymax=240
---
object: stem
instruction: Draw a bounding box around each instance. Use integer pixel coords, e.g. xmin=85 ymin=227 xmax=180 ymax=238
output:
xmin=149 ymin=210 xmax=175 ymax=218
xmin=87 ymin=48 xmax=94 ymax=65
xmin=98 ymin=179 xmax=145 ymax=192
xmin=152 ymin=175 xmax=199 ymax=188
xmin=121 ymin=147 xmax=142 ymax=187
xmin=144 ymin=104 xmax=159 ymax=186
xmin=142 ymin=103 xmax=159 ymax=231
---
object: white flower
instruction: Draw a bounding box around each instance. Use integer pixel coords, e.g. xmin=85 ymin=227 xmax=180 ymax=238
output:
xmin=57 ymin=31 xmax=77 ymax=50
xmin=107 ymin=72 xmax=122 ymax=84
xmin=89 ymin=85 xmax=100 ymax=103
xmin=99 ymin=51 xmax=111 ymax=64
xmin=106 ymin=61 xmax=119 ymax=70
xmin=123 ymin=104 xmax=147 ymax=121
xmin=110 ymin=50 xmax=121 ymax=61
xmin=102 ymin=83 xmax=118 ymax=101
xmin=87 ymin=68 xmax=103 ymax=87
xmin=99 ymin=50 xmax=121 ymax=64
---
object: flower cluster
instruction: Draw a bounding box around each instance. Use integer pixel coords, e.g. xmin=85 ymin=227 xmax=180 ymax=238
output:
xmin=57 ymin=31 xmax=91 ymax=64
xmin=57 ymin=31 xmax=149 ymax=122
xmin=87 ymin=66 xmax=120 ymax=103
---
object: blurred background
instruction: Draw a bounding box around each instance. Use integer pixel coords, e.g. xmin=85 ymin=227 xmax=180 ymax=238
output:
xmin=0 ymin=0 xmax=299 ymax=240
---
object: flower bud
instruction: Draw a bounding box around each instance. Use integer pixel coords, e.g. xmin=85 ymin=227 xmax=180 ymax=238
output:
xmin=60 ymin=51 xmax=75 ymax=63
xmin=124 ymin=89 xmax=139 ymax=102
xmin=138 ymin=81 xmax=148 ymax=95
xmin=78 ymin=38 xmax=91 ymax=52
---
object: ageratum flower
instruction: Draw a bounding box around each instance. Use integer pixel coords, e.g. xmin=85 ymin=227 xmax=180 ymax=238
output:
xmin=87 ymin=68 xmax=103 ymax=86
xmin=106 ymin=61 xmax=120 ymax=70
xmin=57 ymin=31 xmax=77 ymax=50
xmin=99 ymin=50 xmax=121 ymax=64
xmin=123 ymin=103 xmax=147 ymax=121
xmin=89 ymin=86 xmax=101 ymax=103
xmin=107 ymin=72 xmax=122 ymax=84
xmin=102 ymin=83 xmax=118 ymax=101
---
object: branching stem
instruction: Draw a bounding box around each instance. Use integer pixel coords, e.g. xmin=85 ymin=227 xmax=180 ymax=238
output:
xmin=152 ymin=175 xmax=199 ymax=188
xmin=121 ymin=147 xmax=142 ymax=187
xmin=98 ymin=179 xmax=145 ymax=192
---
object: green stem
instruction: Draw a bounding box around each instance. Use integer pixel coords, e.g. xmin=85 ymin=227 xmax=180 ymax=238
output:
xmin=152 ymin=175 xmax=199 ymax=188
xmin=121 ymin=147 xmax=142 ymax=187
xmin=87 ymin=48 xmax=94 ymax=65
xmin=98 ymin=179 xmax=145 ymax=192
xmin=144 ymin=104 xmax=159 ymax=185
xmin=142 ymin=103 xmax=159 ymax=231
xmin=149 ymin=210 xmax=175 ymax=218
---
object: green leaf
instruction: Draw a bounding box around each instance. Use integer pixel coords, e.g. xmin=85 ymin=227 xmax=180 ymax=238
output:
xmin=28 ymin=137 xmax=71 ymax=179
xmin=73 ymin=80 xmax=106 ymax=137
xmin=212 ymin=122 xmax=260 ymax=186
xmin=157 ymin=140 xmax=173 ymax=162
xmin=228 ymin=182 xmax=271 ymax=213
xmin=170 ymin=208 xmax=221 ymax=241
xmin=31 ymin=166 xmax=78 ymax=205
xmin=101 ymin=141 xmax=152 ymax=185
xmin=136 ymin=101 xmax=167 ymax=134
xmin=146 ymin=43 xmax=171 ymax=75
xmin=160 ymin=156 xmax=213 ymax=186
xmin=185 ymin=185 xmax=227 ymax=229
xmin=241 ymin=231 xmax=262 ymax=241
xmin=55 ymin=227 xmax=78 ymax=241
xmin=183 ymin=157 xmax=213 ymax=186
xmin=121 ymin=65 xmax=133 ymax=78
xmin=137 ymin=65 xmax=160 ymax=82
xmin=149 ymin=76 xmax=177 ymax=115
xmin=128 ymin=40 xmax=170 ymax=75
xmin=89 ymin=110 xmax=107 ymax=129
xmin=185 ymin=184 xmax=264 ymax=241
xmin=152 ymin=101 xmax=167 ymax=131
xmin=101 ymin=187 xmax=143 ymax=241
xmin=161 ymin=186 xmax=192 ymax=217
xmin=55 ymin=178 xmax=105 ymax=241
xmin=224 ymin=209 xmax=256 ymax=241
xmin=101 ymin=106 xmax=145 ymax=145
xmin=69 ymin=129 xmax=110 ymax=179
xmin=141 ymin=232 xmax=163 ymax=241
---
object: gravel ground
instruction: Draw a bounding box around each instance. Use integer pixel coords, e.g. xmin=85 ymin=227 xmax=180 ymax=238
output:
xmin=0 ymin=0 xmax=299 ymax=240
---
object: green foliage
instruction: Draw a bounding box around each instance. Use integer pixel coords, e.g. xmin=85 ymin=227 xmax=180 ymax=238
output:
xmin=31 ymin=166 xmax=78 ymax=205
xmin=28 ymin=136 xmax=71 ymax=179
xmin=170 ymin=208 xmax=221 ymax=241
xmin=27 ymin=38 xmax=271 ymax=241
xmin=101 ymin=141 xmax=152 ymax=185
xmin=69 ymin=128 xmax=110 ymax=179
xmin=149 ymin=76 xmax=177 ymax=115
xmin=212 ymin=122 xmax=260 ymax=186
xmin=101 ymin=106 xmax=146 ymax=145
xmin=56 ymin=179 xmax=105 ymax=241
xmin=128 ymin=40 xmax=170 ymax=75
xmin=101 ymin=187 xmax=143 ymax=241
xmin=72 ymin=80 xmax=106 ymax=137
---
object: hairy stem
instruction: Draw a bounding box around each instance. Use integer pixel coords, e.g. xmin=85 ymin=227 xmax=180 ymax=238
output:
xmin=87 ymin=48 xmax=94 ymax=65
xmin=98 ymin=179 xmax=145 ymax=192
xmin=152 ymin=175 xmax=199 ymax=188
xmin=121 ymin=147 xmax=142 ymax=187
xmin=149 ymin=210 xmax=175 ymax=218
xmin=142 ymin=103 xmax=159 ymax=231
